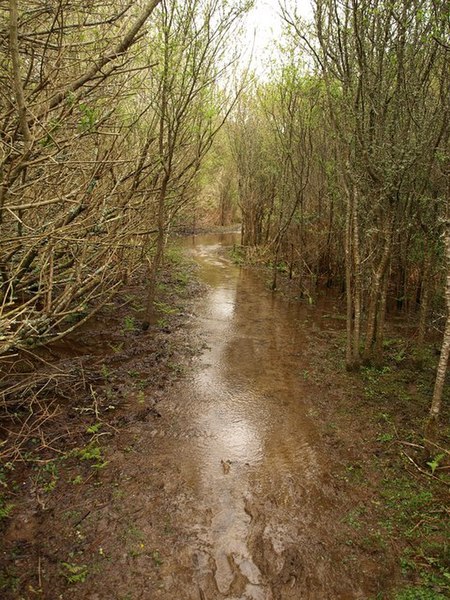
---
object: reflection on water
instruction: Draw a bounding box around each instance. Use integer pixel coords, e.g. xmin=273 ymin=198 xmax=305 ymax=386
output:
xmin=182 ymin=232 xmax=319 ymax=477
xmin=165 ymin=232 xmax=322 ymax=597
xmin=207 ymin=287 xmax=236 ymax=320
xmin=195 ymin=390 xmax=265 ymax=467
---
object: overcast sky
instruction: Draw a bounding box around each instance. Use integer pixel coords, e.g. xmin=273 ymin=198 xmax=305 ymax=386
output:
xmin=242 ymin=0 xmax=313 ymax=77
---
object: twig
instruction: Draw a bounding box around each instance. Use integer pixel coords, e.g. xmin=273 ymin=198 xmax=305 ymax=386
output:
xmin=38 ymin=555 xmax=42 ymax=589
xmin=401 ymin=451 xmax=450 ymax=486
xmin=396 ymin=440 xmax=424 ymax=450
xmin=423 ymin=439 xmax=450 ymax=456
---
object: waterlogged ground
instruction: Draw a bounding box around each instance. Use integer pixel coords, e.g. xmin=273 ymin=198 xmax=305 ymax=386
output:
xmin=157 ymin=233 xmax=376 ymax=599
xmin=3 ymin=232 xmax=448 ymax=599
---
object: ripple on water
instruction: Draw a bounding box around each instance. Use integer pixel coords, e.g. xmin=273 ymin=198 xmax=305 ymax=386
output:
xmin=171 ymin=233 xmax=321 ymax=596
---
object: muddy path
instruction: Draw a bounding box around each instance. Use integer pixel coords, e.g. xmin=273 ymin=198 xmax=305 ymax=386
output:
xmin=95 ymin=232 xmax=394 ymax=600
xmin=159 ymin=232 xmax=348 ymax=599
xmin=2 ymin=232 xmax=403 ymax=599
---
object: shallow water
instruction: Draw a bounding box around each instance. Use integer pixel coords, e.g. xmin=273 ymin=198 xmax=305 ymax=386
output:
xmin=155 ymin=232 xmax=357 ymax=599
xmin=0 ymin=232 xmax=399 ymax=600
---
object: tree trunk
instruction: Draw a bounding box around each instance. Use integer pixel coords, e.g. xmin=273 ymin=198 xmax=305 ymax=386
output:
xmin=326 ymin=194 xmax=334 ymax=287
xmin=271 ymin=240 xmax=280 ymax=291
xmin=344 ymin=186 xmax=354 ymax=370
xmin=352 ymin=188 xmax=361 ymax=366
xmin=374 ymin=270 xmax=389 ymax=363
xmin=9 ymin=0 xmax=31 ymax=146
xmin=289 ymin=243 xmax=294 ymax=280
xmin=142 ymin=175 xmax=168 ymax=329
xmin=363 ymin=223 xmax=392 ymax=361
xmin=426 ymin=220 xmax=450 ymax=439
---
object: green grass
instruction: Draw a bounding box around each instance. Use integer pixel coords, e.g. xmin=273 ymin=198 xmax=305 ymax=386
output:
xmin=123 ymin=315 xmax=137 ymax=332
xmin=73 ymin=444 xmax=108 ymax=470
xmin=31 ymin=461 xmax=60 ymax=494
xmin=323 ymin=336 xmax=450 ymax=596
xmin=0 ymin=570 xmax=19 ymax=592
xmin=229 ymin=244 xmax=245 ymax=265
xmin=154 ymin=301 xmax=178 ymax=315
xmin=394 ymin=587 xmax=448 ymax=600
xmin=344 ymin=506 xmax=365 ymax=529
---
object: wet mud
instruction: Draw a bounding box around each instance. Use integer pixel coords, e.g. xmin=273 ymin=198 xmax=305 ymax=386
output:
xmin=100 ymin=232 xmax=395 ymax=599
xmin=161 ymin=233 xmax=346 ymax=599
xmin=1 ymin=232 xmax=402 ymax=599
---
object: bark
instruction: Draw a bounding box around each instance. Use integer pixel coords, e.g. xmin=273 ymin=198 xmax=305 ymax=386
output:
xmin=344 ymin=186 xmax=354 ymax=369
xmin=363 ymin=223 xmax=393 ymax=361
xmin=374 ymin=270 xmax=389 ymax=362
xmin=9 ymin=0 xmax=31 ymax=145
xmin=143 ymin=175 xmax=168 ymax=329
xmin=142 ymin=11 xmax=169 ymax=329
xmin=427 ymin=220 xmax=450 ymax=429
xmin=352 ymin=188 xmax=361 ymax=366
xmin=289 ymin=243 xmax=294 ymax=280
xmin=343 ymin=182 xmax=361 ymax=370
xmin=3 ymin=0 xmax=32 ymax=225
xmin=325 ymin=194 xmax=334 ymax=287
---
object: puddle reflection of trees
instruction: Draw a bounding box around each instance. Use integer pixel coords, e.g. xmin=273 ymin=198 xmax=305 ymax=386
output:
xmin=192 ymin=246 xmax=320 ymax=493
xmin=184 ymin=238 xmax=323 ymax=599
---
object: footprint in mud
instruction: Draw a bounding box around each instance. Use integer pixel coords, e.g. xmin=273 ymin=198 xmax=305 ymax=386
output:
xmin=201 ymin=550 xmax=267 ymax=600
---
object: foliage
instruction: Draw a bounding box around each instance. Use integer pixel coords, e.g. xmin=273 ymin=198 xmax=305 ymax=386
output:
xmin=394 ymin=587 xmax=448 ymax=600
xmin=0 ymin=495 xmax=14 ymax=520
xmin=226 ymin=0 xmax=449 ymax=413
xmin=61 ymin=562 xmax=89 ymax=584
xmin=426 ymin=454 xmax=445 ymax=475
xmin=123 ymin=316 xmax=137 ymax=333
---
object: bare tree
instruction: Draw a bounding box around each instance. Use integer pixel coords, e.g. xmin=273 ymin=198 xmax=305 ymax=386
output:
xmin=1 ymin=1 xmax=162 ymax=353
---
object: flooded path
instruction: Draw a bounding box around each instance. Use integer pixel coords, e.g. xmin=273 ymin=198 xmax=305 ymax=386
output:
xmin=145 ymin=232 xmax=368 ymax=599
xmin=0 ymin=232 xmax=421 ymax=599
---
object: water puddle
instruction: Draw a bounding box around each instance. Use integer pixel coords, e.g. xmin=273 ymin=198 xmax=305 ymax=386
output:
xmin=159 ymin=233 xmax=330 ymax=598
xmin=1 ymin=232 xmax=396 ymax=600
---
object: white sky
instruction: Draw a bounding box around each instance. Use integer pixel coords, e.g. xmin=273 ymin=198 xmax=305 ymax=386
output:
xmin=242 ymin=0 xmax=313 ymax=77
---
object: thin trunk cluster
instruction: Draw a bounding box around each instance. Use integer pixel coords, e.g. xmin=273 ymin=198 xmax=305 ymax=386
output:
xmin=0 ymin=0 xmax=247 ymax=354
xmin=226 ymin=0 xmax=449 ymax=425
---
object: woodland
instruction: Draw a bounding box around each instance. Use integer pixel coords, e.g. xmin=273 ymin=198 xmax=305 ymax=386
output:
xmin=0 ymin=0 xmax=449 ymax=598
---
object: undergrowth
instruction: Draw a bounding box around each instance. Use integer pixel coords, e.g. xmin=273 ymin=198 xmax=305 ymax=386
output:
xmin=337 ymin=337 xmax=450 ymax=597
xmin=0 ymin=242 xmax=199 ymax=596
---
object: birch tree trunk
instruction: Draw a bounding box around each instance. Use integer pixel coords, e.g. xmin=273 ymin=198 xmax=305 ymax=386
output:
xmin=426 ymin=218 xmax=450 ymax=440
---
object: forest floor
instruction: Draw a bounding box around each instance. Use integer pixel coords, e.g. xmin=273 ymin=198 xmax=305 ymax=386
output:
xmin=0 ymin=232 xmax=449 ymax=600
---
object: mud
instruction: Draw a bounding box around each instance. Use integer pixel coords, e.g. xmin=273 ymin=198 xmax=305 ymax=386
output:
xmin=1 ymin=232 xmax=404 ymax=599
xmin=160 ymin=233 xmax=354 ymax=599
